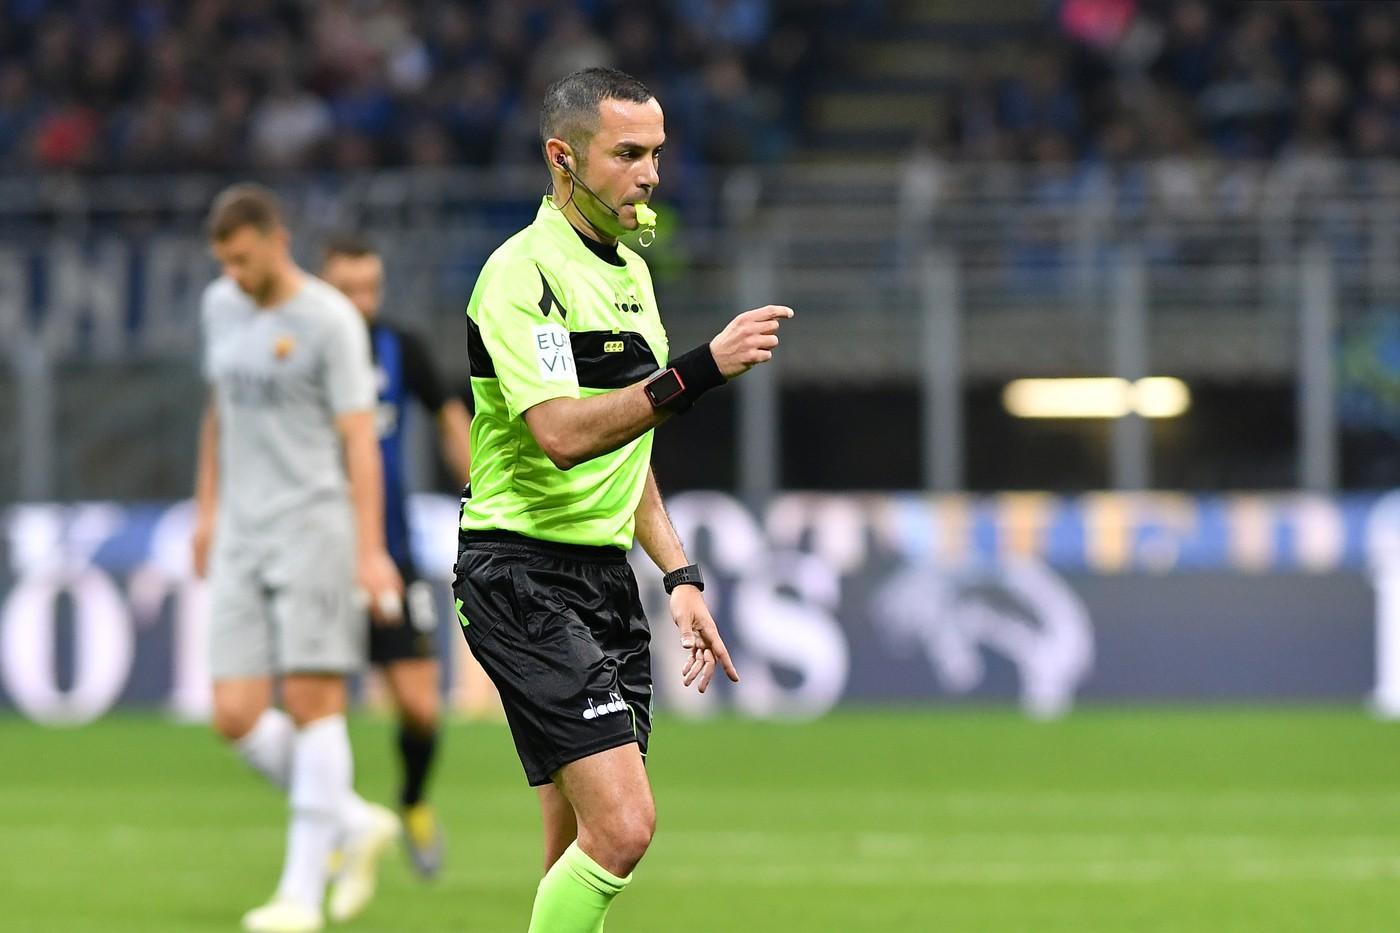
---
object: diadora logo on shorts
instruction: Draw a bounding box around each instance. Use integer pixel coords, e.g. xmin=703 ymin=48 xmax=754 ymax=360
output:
xmin=582 ymin=692 xmax=627 ymax=721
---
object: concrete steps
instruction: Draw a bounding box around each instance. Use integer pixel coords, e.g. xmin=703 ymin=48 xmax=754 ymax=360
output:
xmin=798 ymin=0 xmax=1043 ymax=159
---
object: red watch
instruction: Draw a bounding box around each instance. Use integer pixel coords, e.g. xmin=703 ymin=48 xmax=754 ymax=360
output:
xmin=644 ymin=367 xmax=686 ymax=409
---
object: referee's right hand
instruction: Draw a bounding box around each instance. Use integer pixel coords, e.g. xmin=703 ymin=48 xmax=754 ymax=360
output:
xmin=709 ymin=305 xmax=794 ymax=379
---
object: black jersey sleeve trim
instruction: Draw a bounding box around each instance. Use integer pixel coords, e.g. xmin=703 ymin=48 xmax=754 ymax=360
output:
xmin=536 ymin=267 xmax=569 ymax=319
xmin=467 ymin=317 xmax=496 ymax=378
xmin=571 ymin=331 xmax=658 ymax=389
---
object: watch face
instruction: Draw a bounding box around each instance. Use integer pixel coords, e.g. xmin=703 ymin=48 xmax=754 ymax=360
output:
xmin=647 ymin=369 xmax=684 ymax=406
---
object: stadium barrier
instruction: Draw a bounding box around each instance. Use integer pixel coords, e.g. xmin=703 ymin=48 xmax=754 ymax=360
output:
xmin=2 ymin=491 xmax=1398 ymax=725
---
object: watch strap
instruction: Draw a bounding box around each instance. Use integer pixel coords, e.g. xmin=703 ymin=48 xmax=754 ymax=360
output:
xmin=663 ymin=563 xmax=704 ymax=594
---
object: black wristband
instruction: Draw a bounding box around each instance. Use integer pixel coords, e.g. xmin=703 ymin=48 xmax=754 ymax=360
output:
xmin=663 ymin=563 xmax=705 ymax=594
xmin=671 ymin=342 xmax=725 ymax=395
xmin=647 ymin=343 xmax=725 ymax=414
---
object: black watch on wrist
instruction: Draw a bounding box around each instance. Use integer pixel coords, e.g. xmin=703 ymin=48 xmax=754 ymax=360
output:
xmin=663 ymin=563 xmax=704 ymax=594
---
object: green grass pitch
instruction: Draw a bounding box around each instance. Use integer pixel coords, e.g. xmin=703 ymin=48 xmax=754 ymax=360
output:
xmin=3 ymin=708 xmax=1400 ymax=932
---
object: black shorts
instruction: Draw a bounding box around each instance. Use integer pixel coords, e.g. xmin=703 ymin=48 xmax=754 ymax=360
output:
xmin=368 ymin=568 xmax=439 ymax=666
xmin=452 ymin=530 xmax=653 ymax=786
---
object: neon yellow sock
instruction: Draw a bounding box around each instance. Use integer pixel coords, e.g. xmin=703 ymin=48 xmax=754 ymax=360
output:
xmin=527 ymin=841 xmax=631 ymax=933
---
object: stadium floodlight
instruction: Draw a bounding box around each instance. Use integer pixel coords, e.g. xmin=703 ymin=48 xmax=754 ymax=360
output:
xmin=1003 ymin=377 xmax=1191 ymax=419
xmin=1129 ymin=377 xmax=1191 ymax=418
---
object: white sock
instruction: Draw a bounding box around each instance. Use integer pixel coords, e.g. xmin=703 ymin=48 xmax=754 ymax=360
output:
xmin=339 ymin=786 xmax=377 ymax=841
xmin=236 ymin=708 xmax=294 ymax=791
xmin=275 ymin=715 xmax=353 ymax=910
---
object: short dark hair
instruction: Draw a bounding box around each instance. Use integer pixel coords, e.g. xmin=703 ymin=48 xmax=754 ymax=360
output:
xmin=539 ymin=67 xmax=653 ymax=160
xmin=206 ymin=183 xmax=283 ymax=241
xmin=321 ymin=232 xmax=379 ymax=265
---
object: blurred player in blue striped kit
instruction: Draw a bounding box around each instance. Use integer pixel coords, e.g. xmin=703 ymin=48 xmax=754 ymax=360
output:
xmin=192 ymin=185 xmax=402 ymax=932
xmin=320 ymin=234 xmax=473 ymax=878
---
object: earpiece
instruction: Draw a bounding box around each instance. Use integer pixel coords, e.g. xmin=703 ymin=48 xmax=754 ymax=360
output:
xmin=545 ymin=147 xmax=654 ymax=246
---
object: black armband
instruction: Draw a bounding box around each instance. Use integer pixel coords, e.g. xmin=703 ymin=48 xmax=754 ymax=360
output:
xmin=644 ymin=344 xmax=725 ymax=414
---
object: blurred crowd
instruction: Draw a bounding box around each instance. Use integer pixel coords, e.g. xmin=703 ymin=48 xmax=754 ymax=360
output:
xmin=7 ymin=0 xmax=1400 ymax=179
xmin=888 ymin=0 xmax=1400 ymax=284
xmin=3 ymin=0 xmax=1393 ymax=301
xmin=0 ymin=0 xmax=838 ymax=175
xmin=950 ymin=0 xmax=1400 ymax=166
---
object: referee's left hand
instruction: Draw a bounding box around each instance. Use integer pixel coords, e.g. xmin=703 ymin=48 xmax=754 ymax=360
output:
xmin=671 ymin=588 xmax=739 ymax=693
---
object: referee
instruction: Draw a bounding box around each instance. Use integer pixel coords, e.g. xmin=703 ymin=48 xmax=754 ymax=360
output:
xmin=452 ymin=67 xmax=792 ymax=932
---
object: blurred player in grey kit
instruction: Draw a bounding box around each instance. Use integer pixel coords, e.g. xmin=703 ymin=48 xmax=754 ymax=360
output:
xmin=192 ymin=183 xmax=402 ymax=932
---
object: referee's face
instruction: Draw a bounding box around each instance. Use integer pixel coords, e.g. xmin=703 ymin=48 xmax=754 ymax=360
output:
xmin=322 ymin=253 xmax=384 ymax=321
xmin=576 ymin=97 xmax=664 ymax=238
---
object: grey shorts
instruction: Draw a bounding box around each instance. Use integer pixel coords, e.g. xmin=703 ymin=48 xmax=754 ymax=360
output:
xmin=208 ymin=502 xmax=366 ymax=679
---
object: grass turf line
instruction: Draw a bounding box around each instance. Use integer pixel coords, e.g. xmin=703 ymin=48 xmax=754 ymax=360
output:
xmin=1 ymin=708 xmax=1398 ymax=932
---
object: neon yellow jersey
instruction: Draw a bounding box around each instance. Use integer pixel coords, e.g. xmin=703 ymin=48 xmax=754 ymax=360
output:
xmin=461 ymin=198 xmax=670 ymax=549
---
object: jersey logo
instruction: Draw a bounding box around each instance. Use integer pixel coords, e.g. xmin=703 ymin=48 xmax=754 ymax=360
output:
xmin=614 ymin=300 xmax=642 ymax=314
xmin=533 ymin=323 xmax=576 ymax=382
xmin=273 ymin=334 xmax=296 ymax=359
xmin=537 ymin=267 xmax=568 ymax=320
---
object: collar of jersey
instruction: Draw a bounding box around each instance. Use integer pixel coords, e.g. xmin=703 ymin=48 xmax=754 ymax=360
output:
xmin=534 ymin=197 xmax=633 ymax=274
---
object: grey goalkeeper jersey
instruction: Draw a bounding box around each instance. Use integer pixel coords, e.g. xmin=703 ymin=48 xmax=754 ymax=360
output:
xmin=201 ymin=274 xmax=376 ymax=539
